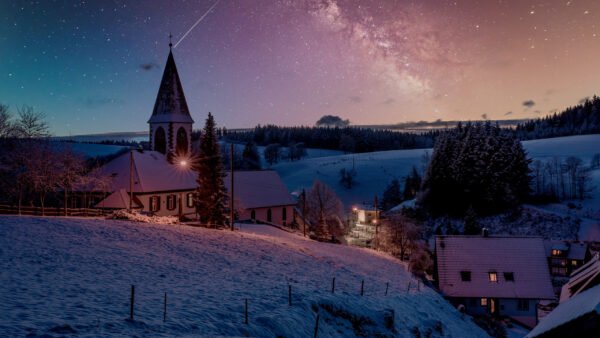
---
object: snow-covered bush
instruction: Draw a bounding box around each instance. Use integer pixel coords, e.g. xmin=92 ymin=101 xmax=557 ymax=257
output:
xmin=110 ymin=209 xmax=178 ymax=224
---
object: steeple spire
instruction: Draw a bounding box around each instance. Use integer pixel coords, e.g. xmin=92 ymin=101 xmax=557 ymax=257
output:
xmin=147 ymin=46 xmax=194 ymax=124
xmin=169 ymin=33 xmax=173 ymax=49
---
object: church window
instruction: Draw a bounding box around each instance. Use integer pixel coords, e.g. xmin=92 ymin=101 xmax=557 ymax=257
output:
xmin=267 ymin=208 xmax=272 ymax=222
xmin=187 ymin=193 xmax=194 ymax=208
xmin=167 ymin=195 xmax=176 ymax=210
xmin=154 ymin=127 xmax=167 ymax=154
xmin=251 ymin=210 xmax=255 ymax=220
xmin=176 ymin=127 xmax=188 ymax=155
xmin=282 ymin=207 xmax=287 ymax=220
xmin=150 ymin=196 xmax=160 ymax=212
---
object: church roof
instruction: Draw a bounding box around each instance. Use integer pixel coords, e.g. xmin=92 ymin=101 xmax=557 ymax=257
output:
xmin=148 ymin=50 xmax=194 ymax=124
xmin=85 ymin=150 xmax=296 ymax=209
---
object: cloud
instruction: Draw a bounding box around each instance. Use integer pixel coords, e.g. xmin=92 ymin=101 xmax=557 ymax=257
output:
xmin=349 ymin=96 xmax=362 ymax=103
xmin=481 ymin=113 xmax=488 ymax=120
xmin=548 ymin=108 xmax=558 ymax=114
xmin=504 ymin=111 xmax=512 ymax=116
xmin=381 ymin=98 xmax=395 ymax=105
xmin=140 ymin=63 xmax=159 ymax=71
xmin=534 ymin=110 xmax=541 ymax=114
xmin=522 ymin=100 xmax=535 ymax=108
xmin=579 ymin=96 xmax=590 ymax=104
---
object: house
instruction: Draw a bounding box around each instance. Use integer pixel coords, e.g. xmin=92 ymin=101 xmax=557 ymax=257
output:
xmin=527 ymin=283 xmax=600 ymax=337
xmin=346 ymin=207 xmax=379 ymax=247
xmin=559 ymin=253 xmax=600 ymax=302
xmin=86 ymin=44 xmax=296 ymax=226
xmin=544 ymin=240 xmax=590 ymax=277
xmin=435 ymin=233 xmax=555 ymax=328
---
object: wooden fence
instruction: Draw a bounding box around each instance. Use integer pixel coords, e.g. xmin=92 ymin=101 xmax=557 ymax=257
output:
xmin=0 ymin=205 xmax=103 ymax=217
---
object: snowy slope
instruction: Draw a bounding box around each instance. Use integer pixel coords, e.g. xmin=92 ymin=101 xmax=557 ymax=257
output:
xmin=0 ymin=216 xmax=486 ymax=337
xmin=273 ymin=134 xmax=600 ymax=214
xmin=52 ymin=141 xmax=131 ymax=158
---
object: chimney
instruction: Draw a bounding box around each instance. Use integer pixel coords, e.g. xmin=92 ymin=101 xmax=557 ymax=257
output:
xmin=482 ymin=228 xmax=489 ymax=237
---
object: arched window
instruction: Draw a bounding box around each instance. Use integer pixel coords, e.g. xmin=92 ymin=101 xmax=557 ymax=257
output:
xmin=154 ymin=127 xmax=166 ymax=154
xmin=251 ymin=209 xmax=255 ymax=220
xmin=176 ymin=127 xmax=188 ymax=155
xmin=282 ymin=207 xmax=287 ymax=220
xmin=267 ymin=208 xmax=272 ymax=222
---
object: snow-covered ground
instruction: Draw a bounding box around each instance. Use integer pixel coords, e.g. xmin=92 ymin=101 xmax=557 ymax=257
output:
xmin=0 ymin=216 xmax=486 ymax=337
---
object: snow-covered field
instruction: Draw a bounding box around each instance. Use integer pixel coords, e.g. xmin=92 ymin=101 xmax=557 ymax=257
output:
xmin=273 ymin=134 xmax=600 ymax=241
xmin=0 ymin=216 xmax=486 ymax=337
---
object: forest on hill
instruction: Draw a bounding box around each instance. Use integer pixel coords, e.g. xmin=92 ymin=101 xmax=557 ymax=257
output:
xmin=223 ymin=96 xmax=600 ymax=153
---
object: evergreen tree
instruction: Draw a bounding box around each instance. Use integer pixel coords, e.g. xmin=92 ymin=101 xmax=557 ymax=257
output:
xmin=193 ymin=113 xmax=227 ymax=226
xmin=419 ymin=122 xmax=531 ymax=217
xmin=241 ymin=141 xmax=261 ymax=170
xmin=381 ymin=179 xmax=402 ymax=211
xmin=403 ymin=166 xmax=422 ymax=201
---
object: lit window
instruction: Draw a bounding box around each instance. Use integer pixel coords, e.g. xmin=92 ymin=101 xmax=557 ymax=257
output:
xmin=552 ymin=249 xmax=564 ymax=257
xmin=460 ymin=271 xmax=471 ymax=282
xmin=150 ymin=196 xmax=160 ymax=212
xmin=167 ymin=195 xmax=176 ymax=210
xmin=489 ymin=272 xmax=497 ymax=282
xmin=504 ymin=272 xmax=514 ymax=282
xmin=571 ymin=260 xmax=578 ymax=266
xmin=187 ymin=193 xmax=194 ymax=208
xmin=480 ymin=298 xmax=487 ymax=306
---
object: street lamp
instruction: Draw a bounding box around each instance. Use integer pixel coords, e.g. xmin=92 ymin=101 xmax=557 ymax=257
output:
xmin=177 ymin=158 xmax=189 ymax=221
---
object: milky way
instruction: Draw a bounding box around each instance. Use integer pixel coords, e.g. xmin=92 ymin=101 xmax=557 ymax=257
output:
xmin=1 ymin=0 xmax=599 ymax=135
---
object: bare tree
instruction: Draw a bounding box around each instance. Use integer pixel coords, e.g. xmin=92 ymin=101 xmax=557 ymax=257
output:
xmin=14 ymin=106 xmax=50 ymax=138
xmin=0 ymin=104 xmax=15 ymax=138
xmin=377 ymin=215 xmax=420 ymax=260
xmin=30 ymin=142 xmax=60 ymax=215
xmin=301 ymin=179 xmax=344 ymax=240
xmin=56 ymin=147 xmax=86 ymax=215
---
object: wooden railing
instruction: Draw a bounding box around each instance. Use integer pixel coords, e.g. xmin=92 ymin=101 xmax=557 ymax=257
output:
xmin=0 ymin=205 xmax=103 ymax=217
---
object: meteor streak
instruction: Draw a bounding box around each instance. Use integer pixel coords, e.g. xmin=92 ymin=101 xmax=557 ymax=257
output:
xmin=174 ymin=0 xmax=221 ymax=48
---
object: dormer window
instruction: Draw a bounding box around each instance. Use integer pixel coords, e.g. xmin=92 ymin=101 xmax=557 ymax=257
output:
xmin=552 ymin=249 xmax=564 ymax=257
xmin=460 ymin=271 xmax=471 ymax=282
xmin=488 ymin=272 xmax=498 ymax=282
xmin=504 ymin=272 xmax=514 ymax=281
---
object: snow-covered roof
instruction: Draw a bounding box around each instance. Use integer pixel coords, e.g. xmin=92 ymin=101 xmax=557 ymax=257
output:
xmin=88 ymin=150 xmax=295 ymax=209
xmin=147 ymin=50 xmax=194 ymax=124
xmin=224 ymin=170 xmax=297 ymax=209
xmin=435 ymin=236 xmax=555 ymax=299
xmin=567 ymin=243 xmax=588 ymax=260
xmin=95 ymin=189 xmax=143 ymax=209
xmin=560 ymin=254 xmax=600 ymax=302
xmin=527 ymin=284 xmax=600 ymax=337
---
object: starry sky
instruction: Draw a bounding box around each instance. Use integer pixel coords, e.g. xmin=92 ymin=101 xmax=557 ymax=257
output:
xmin=1 ymin=0 xmax=599 ymax=136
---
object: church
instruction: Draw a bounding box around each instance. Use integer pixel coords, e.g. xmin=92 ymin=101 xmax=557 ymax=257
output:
xmin=89 ymin=45 xmax=297 ymax=227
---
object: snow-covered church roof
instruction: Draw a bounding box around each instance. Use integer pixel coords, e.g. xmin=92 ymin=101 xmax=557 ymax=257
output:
xmin=147 ymin=49 xmax=194 ymax=124
xmin=89 ymin=150 xmax=295 ymax=209
xmin=435 ymin=235 xmax=555 ymax=300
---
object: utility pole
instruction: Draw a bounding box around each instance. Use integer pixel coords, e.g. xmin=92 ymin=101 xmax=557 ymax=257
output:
xmin=230 ymin=143 xmax=234 ymax=231
xmin=301 ymin=189 xmax=306 ymax=237
xmin=129 ymin=151 xmax=133 ymax=211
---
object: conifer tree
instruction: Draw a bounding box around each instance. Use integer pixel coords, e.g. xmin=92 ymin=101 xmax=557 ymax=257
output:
xmin=241 ymin=141 xmax=261 ymax=170
xmin=193 ymin=113 xmax=227 ymax=226
xmin=381 ymin=179 xmax=402 ymax=211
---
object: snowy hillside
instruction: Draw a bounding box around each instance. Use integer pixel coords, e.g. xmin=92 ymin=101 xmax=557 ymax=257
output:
xmin=52 ymin=141 xmax=131 ymax=158
xmin=0 ymin=216 xmax=486 ymax=337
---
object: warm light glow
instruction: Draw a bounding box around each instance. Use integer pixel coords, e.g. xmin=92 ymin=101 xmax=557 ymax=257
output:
xmin=352 ymin=207 xmax=358 ymax=212
xmin=180 ymin=160 xmax=187 ymax=167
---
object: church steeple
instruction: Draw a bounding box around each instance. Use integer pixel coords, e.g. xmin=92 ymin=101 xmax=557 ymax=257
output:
xmin=148 ymin=44 xmax=194 ymax=155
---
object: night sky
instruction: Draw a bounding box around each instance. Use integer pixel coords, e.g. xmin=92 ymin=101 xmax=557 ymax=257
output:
xmin=1 ymin=0 xmax=599 ymax=136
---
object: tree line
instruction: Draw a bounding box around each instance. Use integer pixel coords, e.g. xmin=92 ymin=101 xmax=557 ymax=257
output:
xmin=223 ymin=125 xmax=439 ymax=153
xmin=515 ymin=96 xmax=600 ymax=140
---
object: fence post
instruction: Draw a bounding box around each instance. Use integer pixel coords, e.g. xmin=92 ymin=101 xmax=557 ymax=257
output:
xmin=385 ymin=282 xmax=389 ymax=296
xmin=417 ymin=280 xmax=420 ymax=291
xmin=245 ymin=298 xmax=248 ymax=324
xmin=406 ymin=282 xmax=411 ymax=294
xmin=288 ymin=285 xmax=292 ymax=306
xmin=163 ymin=292 xmax=167 ymax=322
xmin=313 ymin=314 xmax=320 ymax=338
xmin=360 ymin=280 xmax=364 ymax=296
xmin=331 ymin=277 xmax=335 ymax=294
xmin=130 ymin=285 xmax=135 ymax=320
